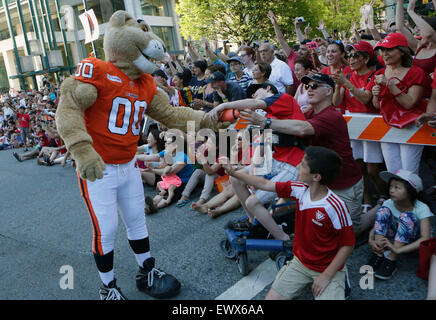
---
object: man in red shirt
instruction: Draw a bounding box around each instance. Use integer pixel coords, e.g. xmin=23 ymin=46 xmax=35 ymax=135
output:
xmin=221 ymin=146 xmax=355 ymax=300
xmin=239 ymin=73 xmax=366 ymax=239
xmin=17 ymin=106 xmax=30 ymax=150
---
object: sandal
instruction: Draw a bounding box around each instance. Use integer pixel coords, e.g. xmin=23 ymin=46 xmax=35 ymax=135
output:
xmin=176 ymin=199 xmax=190 ymax=207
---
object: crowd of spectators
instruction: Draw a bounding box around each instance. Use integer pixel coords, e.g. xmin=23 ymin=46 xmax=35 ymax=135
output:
xmin=2 ymin=0 xmax=436 ymax=300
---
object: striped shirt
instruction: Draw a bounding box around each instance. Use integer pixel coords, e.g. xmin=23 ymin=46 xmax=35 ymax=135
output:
xmin=276 ymin=181 xmax=355 ymax=273
xmin=228 ymin=71 xmax=253 ymax=92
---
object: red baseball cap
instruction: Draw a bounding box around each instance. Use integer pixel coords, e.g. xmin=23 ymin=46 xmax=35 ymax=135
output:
xmin=347 ymin=41 xmax=375 ymax=58
xmin=374 ymin=33 xmax=409 ymax=50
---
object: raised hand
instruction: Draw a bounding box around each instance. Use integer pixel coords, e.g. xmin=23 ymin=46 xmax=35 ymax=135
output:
xmin=267 ymin=10 xmax=277 ymax=24
xmin=317 ymin=20 xmax=325 ymax=30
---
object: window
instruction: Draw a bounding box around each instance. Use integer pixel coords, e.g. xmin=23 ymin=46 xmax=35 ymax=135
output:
xmin=151 ymin=26 xmax=176 ymax=52
xmin=77 ymin=0 xmax=125 ymax=25
xmin=140 ymin=0 xmax=169 ymax=16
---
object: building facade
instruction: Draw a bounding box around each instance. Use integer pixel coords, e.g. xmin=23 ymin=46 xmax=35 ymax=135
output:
xmin=0 ymin=0 xmax=184 ymax=90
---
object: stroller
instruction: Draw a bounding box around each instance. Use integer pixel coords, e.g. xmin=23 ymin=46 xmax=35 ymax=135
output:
xmin=220 ymin=201 xmax=296 ymax=276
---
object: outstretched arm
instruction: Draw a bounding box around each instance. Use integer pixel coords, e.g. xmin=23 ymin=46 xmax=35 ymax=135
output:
xmin=396 ymin=0 xmax=419 ymax=51
xmin=407 ymin=0 xmax=436 ymax=45
xmin=268 ymin=10 xmax=292 ymax=57
xmin=145 ymin=89 xmax=230 ymax=132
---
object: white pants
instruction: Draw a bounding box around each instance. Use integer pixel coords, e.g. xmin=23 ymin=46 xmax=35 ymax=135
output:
xmin=380 ymin=142 xmax=423 ymax=174
xmin=78 ymin=159 xmax=148 ymax=255
xmin=351 ymin=140 xmax=384 ymax=164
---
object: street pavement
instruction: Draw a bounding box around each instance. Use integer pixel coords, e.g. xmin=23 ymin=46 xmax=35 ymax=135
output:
xmin=0 ymin=147 xmax=434 ymax=301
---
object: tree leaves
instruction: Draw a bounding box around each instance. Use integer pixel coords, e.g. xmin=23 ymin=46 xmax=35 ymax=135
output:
xmin=176 ymin=0 xmax=375 ymax=45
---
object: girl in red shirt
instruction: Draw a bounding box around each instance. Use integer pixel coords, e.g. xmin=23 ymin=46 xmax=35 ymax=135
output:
xmin=367 ymin=33 xmax=427 ymax=175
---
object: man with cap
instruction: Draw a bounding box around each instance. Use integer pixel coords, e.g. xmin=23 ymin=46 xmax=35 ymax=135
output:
xmin=207 ymin=71 xmax=246 ymax=108
xmin=238 ymin=73 xmax=365 ymax=240
xmin=205 ymin=82 xmax=306 ymax=242
xmin=227 ymin=56 xmax=253 ymax=92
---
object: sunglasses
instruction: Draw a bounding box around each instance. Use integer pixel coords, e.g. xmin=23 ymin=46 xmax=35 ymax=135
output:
xmin=348 ymin=52 xmax=361 ymax=59
xmin=305 ymin=83 xmax=329 ymax=90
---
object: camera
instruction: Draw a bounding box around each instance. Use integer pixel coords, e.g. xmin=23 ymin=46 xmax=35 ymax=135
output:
xmin=297 ymin=17 xmax=305 ymax=23
xmin=306 ymin=41 xmax=319 ymax=50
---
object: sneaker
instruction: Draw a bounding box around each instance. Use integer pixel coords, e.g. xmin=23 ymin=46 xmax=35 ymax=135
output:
xmin=366 ymin=253 xmax=384 ymax=272
xmin=99 ymin=279 xmax=128 ymax=300
xmin=136 ymin=257 xmax=181 ymax=299
xmin=13 ymin=152 xmax=23 ymax=162
xmin=375 ymin=257 xmax=397 ymax=280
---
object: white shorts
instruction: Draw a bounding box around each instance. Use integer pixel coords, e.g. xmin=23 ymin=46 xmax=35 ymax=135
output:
xmin=78 ymin=158 xmax=148 ymax=255
xmin=350 ymin=140 xmax=383 ymax=164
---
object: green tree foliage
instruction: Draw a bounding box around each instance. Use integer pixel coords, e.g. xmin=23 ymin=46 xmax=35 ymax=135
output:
xmin=176 ymin=0 xmax=383 ymax=44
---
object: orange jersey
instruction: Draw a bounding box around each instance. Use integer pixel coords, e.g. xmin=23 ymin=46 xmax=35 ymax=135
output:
xmin=73 ymin=57 xmax=157 ymax=164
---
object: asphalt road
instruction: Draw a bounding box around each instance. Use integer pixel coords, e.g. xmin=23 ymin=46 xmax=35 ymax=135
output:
xmin=0 ymin=147 xmax=435 ymax=301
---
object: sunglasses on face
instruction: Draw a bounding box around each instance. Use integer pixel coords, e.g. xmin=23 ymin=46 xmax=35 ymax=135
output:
xmin=305 ymin=83 xmax=329 ymax=90
xmin=348 ymin=52 xmax=361 ymax=59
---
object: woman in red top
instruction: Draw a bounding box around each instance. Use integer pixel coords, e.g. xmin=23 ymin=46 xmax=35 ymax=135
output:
xmin=321 ymin=41 xmax=351 ymax=113
xmin=367 ymin=33 xmax=427 ymax=175
xmin=321 ymin=41 xmax=351 ymax=76
xmin=331 ymin=41 xmax=384 ymax=210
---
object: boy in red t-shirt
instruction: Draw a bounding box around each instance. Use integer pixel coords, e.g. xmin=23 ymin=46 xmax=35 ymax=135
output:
xmin=17 ymin=106 xmax=30 ymax=150
xmin=220 ymin=146 xmax=355 ymax=300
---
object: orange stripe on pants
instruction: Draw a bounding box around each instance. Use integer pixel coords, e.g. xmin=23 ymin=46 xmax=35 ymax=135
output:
xmin=77 ymin=173 xmax=104 ymax=255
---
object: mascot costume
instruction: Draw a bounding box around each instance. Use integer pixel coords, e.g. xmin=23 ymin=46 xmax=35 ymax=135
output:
xmin=55 ymin=11 xmax=228 ymax=300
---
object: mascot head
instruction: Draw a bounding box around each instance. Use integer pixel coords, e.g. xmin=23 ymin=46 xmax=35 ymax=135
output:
xmin=103 ymin=10 xmax=166 ymax=75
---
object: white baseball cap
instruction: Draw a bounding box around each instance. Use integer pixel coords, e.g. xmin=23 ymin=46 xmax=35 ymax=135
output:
xmin=380 ymin=169 xmax=423 ymax=193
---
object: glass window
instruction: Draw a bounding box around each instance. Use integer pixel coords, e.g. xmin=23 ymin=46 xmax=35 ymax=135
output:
xmin=140 ymin=0 xmax=169 ymax=16
xmin=77 ymin=0 xmax=125 ymax=25
xmin=151 ymin=26 xmax=176 ymax=52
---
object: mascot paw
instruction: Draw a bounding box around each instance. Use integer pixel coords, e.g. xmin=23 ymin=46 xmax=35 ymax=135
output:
xmin=70 ymin=142 xmax=106 ymax=182
xmin=201 ymin=118 xmax=231 ymax=131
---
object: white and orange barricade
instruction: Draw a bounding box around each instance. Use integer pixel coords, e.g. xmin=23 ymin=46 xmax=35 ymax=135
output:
xmin=228 ymin=112 xmax=436 ymax=146
xmin=344 ymin=113 xmax=436 ymax=146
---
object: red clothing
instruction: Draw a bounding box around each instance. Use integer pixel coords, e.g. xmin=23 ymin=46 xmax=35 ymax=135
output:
xmin=321 ymin=65 xmax=351 ymax=76
xmin=413 ymin=46 xmax=435 ymax=99
xmin=413 ymin=46 xmax=436 ymax=77
xmin=276 ymin=181 xmax=355 ymax=273
xmin=35 ymin=132 xmax=49 ymax=147
xmin=263 ymin=93 xmax=306 ymax=167
xmin=321 ymin=65 xmax=351 ymax=113
xmin=433 ymin=67 xmax=436 ymax=89
xmin=287 ymin=51 xmax=301 ymax=94
xmin=304 ymin=106 xmax=362 ymax=190
xmin=17 ymin=113 xmax=30 ymax=128
xmin=365 ymin=66 xmax=427 ymax=128
xmin=74 ymin=57 xmax=157 ymax=164
xmin=343 ymin=70 xmax=378 ymax=113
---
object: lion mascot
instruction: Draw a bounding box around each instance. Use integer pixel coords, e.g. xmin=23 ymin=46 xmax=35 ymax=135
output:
xmin=55 ymin=10 xmax=228 ymax=300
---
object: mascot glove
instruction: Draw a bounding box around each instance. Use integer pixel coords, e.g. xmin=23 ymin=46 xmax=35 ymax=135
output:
xmin=69 ymin=141 xmax=106 ymax=182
